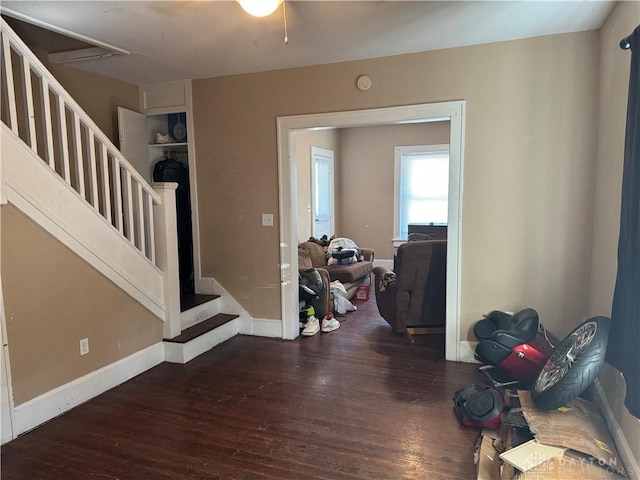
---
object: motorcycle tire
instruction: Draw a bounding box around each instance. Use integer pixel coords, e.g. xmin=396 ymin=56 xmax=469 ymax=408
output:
xmin=531 ymin=316 xmax=610 ymax=410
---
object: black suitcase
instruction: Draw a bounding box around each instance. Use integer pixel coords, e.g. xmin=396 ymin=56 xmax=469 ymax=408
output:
xmin=453 ymin=384 xmax=503 ymax=429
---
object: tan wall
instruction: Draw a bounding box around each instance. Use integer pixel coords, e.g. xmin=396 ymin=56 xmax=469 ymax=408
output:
xmin=193 ymin=31 xmax=600 ymax=339
xmin=1 ymin=205 xmax=163 ymax=405
xmin=336 ymin=122 xmax=450 ymax=260
xmin=590 ymin=1 xmax=640 ymax=466
xmin=294 ymin=129 xmax=339 ymax=243
xmin=34 ymin=49 xmax=140 ymax=145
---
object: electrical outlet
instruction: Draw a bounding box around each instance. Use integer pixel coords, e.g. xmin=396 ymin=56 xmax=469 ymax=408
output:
xmin=262 ymin=213 xmax=274 ymax=227
xmin=80 ymin=338 xmax=89 ymax=356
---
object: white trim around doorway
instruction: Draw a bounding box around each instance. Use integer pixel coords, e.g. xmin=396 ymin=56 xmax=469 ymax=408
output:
xmin=277 ymin=101 xmax=466 ymax=362
xmin=310 ymin=146 xmax=335 ymax=239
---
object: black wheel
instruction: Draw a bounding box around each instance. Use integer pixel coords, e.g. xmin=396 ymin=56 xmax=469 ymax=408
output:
xmin=531 ymin=316 xmax=610 ymax=410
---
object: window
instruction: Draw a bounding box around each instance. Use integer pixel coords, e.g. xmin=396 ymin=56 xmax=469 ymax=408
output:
xmin=394 ymin=145 xmax=449 ymax=239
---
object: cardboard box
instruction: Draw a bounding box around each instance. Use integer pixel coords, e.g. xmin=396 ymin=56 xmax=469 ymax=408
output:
xmin=476 ymin=434 xmax=502 ymax=480
xmin=517 ymin=391 xmax=628 ymax=478
xmin=517 ymin=453 xmax=622 ymax=479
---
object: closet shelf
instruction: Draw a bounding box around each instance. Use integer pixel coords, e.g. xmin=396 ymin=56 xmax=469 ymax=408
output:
xmin=148 ymin=142 xmax=188 ymax=148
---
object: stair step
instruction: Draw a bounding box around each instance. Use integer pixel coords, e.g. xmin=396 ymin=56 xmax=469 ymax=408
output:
xmin=165 ymin=313 xmax=238 ymax=344
xmin=180 ymin=293 xmax=220 ymax=312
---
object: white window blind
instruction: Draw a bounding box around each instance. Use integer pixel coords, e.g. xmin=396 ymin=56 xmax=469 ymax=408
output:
xmin=394 ymin=145 xmax=449 ymax=239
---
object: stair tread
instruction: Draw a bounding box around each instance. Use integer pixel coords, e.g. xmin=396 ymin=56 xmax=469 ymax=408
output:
xmin=180 ymin=293 xmax=220 ymax=312
xmin=165 ymin=313 xmax=238 ymax=343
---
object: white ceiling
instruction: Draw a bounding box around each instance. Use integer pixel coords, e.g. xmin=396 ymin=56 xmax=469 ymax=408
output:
xmin=2 ymin=1 xmax=616 ymax=85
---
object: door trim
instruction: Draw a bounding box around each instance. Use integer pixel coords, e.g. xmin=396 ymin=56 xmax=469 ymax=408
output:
xmin=310 ymin=146 xmax=335 ymax=239
xmin=138 ymin=80 xmax=204 ymax=296
xmin=277 ymin=101 xmax=466 ymax=362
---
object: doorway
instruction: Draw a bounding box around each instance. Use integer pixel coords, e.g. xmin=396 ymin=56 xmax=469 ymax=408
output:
xmin=117 ymin=106 xmax=195 ymax=294
xmin=277 ymin=101 xmax=466 ymax=362
xmin=311 ymin=147 xmax=335 ymax=239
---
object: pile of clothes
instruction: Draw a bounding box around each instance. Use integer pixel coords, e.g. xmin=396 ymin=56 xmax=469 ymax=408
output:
xmin=330 ymin=280 xmax=357 ymax=315
xmin=298 ymin=268 xmax=341 ymax=336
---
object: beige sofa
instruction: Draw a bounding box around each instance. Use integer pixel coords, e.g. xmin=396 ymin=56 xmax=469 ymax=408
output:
xmin=298 ymin=241 xmax=374 ymax=317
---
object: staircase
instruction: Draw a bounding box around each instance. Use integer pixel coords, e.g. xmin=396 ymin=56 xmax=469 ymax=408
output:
xmin=164 ymin=293 xmax=238 ymax=363
xmin=0 ymin=18 xmax=241 ymax=364
xmin=162 ymin=291 xmax=240 ymax=363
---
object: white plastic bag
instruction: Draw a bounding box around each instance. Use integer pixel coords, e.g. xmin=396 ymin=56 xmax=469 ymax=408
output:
xmin=330 ymin=280 xmax=357 ymax=314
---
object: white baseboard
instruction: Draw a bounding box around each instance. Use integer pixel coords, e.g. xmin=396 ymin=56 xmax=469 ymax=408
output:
xmin=164 ymin=318 xmax=239 ymax=364
xmin=13 ymin=343 xmax=164 ymax=436
xmin=196 ymin=278 xmax=281 ymax=338
xmin=592 ymin=379 xmax=640 ymax=479
xmin=241 ymin=318 xmax=282 ymax=338
xmin=195 ymin=276 xmax=250 ymax=317
xmin=458 ymin=340 xmax=480 ymax=364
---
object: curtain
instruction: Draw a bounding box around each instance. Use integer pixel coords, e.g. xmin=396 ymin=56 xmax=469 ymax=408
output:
xmin=606 ymin=25 xmax=640 ymax=419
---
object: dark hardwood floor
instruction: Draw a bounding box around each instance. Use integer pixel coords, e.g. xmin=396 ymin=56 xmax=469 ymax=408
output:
xmin=1 ymin=297 xmax=482 ymax=480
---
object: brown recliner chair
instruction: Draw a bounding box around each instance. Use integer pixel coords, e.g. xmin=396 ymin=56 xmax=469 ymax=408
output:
xmin=373 ymin=240 xmax=447 ymax=336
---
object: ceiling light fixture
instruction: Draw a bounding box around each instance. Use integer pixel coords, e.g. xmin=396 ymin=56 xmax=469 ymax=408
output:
xmin=237 ymin=0 xmax=282 ymax=17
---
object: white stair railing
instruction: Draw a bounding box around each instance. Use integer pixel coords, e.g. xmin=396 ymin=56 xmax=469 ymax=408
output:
xmin=0 ymin=19 xmax=159 ymax=264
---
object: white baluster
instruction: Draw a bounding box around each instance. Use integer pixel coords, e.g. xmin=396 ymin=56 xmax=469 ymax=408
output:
xmin=86 ymin=129 xmax=99 ymax=211
xmin=21 ymin=54 xmax=37 ymax=153
xmin=112 ymin=157 xmax=123 ymax=234
xmin=137 ymin=182 xmax=146 ymax=256
xmin=2 ymin=33 xmax=18 ymax=134
xmin=147 ymin=195 xmax=156 ymax=264
xmin=72 ymin=113 xmax=85 ymax=198
xmin=100 ymin=144 xmax=112 ymax=223
xmin=123 ymin=169 xmax=134 ymax=244
xmin=40 ymin=77 xmax=55 ymax=168
xmin=57 ymin=96 xmax=71 ymax=183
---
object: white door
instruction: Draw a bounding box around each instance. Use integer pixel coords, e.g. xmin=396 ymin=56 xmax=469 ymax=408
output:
xmin=117 ymin=107 xmax=151 ymax=182
xmin=0 ymin=279 xmax=14 ymax=444
xmin=311 ymin=147 xmax=334 ymax=239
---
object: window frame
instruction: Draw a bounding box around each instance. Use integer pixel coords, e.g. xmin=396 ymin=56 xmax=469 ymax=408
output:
xmin=393 ymin=144 xmax=450 ymax=242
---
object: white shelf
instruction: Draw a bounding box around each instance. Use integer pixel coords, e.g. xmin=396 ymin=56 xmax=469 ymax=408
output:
xmin=148 ymin=142 xmax=188 ymax=148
